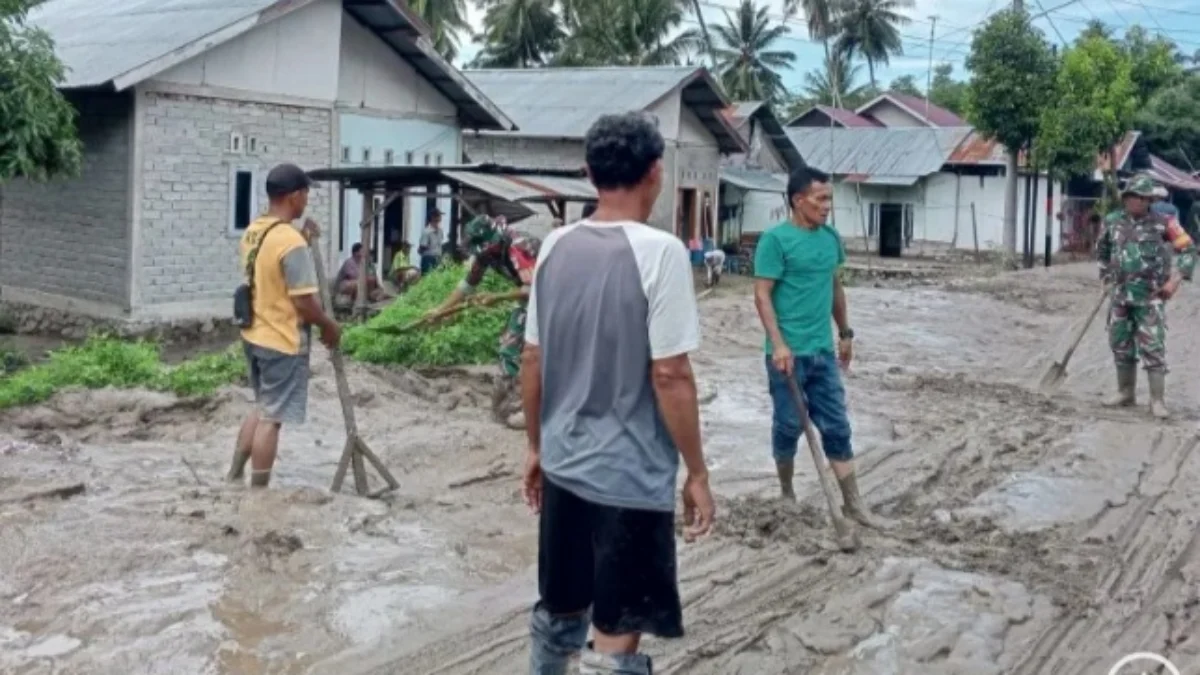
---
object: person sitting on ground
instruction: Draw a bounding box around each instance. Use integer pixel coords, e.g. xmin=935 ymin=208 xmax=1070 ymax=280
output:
xmin=334 ymin=243 xmax=386 ymax=303
xmin=391 ymin=241 xmax=421 ymax=291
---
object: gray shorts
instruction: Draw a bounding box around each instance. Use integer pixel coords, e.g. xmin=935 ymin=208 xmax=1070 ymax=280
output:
xmin=243 ymin=341 xmax=310 ymax=425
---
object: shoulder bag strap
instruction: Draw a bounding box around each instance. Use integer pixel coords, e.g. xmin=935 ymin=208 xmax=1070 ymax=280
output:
xmin=245 ymin=220 xmax=291 ymax=292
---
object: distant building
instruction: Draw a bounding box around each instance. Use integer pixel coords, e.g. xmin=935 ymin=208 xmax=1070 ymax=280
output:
xmin=0 ymin=0 xmax=511 ymax=322
xmin=462 ymin=66 xmax=746 ymax=241
xmin=718 ymin=102 xmax=805 ymax=243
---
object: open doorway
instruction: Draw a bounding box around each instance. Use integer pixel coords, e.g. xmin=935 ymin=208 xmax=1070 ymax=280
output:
xmin=878 ymin=203 xmax=904 ymax=257
xmin=677 ymin=187 xmax=697 ymax=243
xmin=381 ymin=196 xmax=404 ymax=276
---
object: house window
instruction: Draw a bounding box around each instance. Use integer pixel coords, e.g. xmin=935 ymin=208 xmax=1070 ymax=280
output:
xmin=229 ymin=168 xmax=259 ymax=233
xmin=435 ymin=153 xmax=443 ymax=166
xmin=405 ymin=151 xmax=414 ymax=165
xmin=384 ymin=149 xmax=395 ymax=165
xmin=424 ymin=153 xmax=432 ymax=165
xmin=341 ymin=146 xmax=352 ymax=163
xmin=361 ymin=147 xmax=371 ymax=164
xmin=903 ymin=204 xmax=915 ymax=247
xmin=867 ymin=203 xmax=879 ymax=237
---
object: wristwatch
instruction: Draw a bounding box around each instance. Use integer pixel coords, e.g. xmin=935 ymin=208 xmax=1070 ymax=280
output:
xmin=839 ymin=327 xmax=855 ymax=340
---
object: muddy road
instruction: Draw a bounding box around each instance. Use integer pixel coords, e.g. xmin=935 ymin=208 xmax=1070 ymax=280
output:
xmin=4 ymin=262 xmax=1200 ymax=674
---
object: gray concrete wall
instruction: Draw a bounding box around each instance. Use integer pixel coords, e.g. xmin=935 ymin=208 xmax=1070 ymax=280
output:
xmin=0 ymin=91 xmax=134 ymax=310
xmin=134 ymin=89 xmax=333 ymax=318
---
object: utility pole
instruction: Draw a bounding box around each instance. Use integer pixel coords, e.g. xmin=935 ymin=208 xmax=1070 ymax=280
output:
xmin=1004 ymin=0 xmax=1024 ymax=254
xmin=926 ymin=16 xmax=937 ymax=121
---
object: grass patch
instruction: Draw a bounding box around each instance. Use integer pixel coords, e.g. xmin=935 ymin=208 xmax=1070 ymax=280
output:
xmin=0 ymin=336 xmax=245 ymax=410
xmin=342 ymin=263 xmax=514 ymax=367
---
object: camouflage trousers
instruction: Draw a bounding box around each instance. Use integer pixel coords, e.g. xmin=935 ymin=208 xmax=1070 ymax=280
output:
xmin=493 ymin=306 xmax=526 ymax=419
xmin=1108 ymin=299 xmax=1168 ymax=371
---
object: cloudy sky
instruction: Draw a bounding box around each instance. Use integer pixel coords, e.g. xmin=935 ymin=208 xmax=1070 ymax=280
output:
xmin=453 ymin=0 xmax=1200 ymax=94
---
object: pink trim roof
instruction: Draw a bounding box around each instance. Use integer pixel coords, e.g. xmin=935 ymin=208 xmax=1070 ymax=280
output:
xmin=859 ymin=92 xmax=967 ymax=127
xmin=814 ymin=104 xmax=881 ymax=127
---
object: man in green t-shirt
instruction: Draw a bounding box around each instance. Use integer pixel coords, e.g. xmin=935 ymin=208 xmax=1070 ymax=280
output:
xmin=752 ymin=166 xmax=873 ymax=527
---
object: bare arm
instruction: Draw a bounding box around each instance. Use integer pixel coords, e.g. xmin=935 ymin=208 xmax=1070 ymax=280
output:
xmin=521 ymin=344 xmax=542 ymax=452
xmin=832 ymin=273 xmax=849 ymax=333
xmin=292 ymin=294 xmax=337 ymax=332
xmin=651 ymin=354 xmax=706 ymax=478
xmin=753 ymin=278 xmax=787 ymax=352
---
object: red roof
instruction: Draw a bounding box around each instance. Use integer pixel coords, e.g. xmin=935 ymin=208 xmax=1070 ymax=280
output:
xmin=814 ymin=104 xmax=881 ymax=127
xmin=861 ymin=92 xmax=967 ymax=127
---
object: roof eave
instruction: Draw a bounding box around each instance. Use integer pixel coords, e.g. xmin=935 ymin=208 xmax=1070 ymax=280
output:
xmin=665 ymin=69 xmax=748 ymax=155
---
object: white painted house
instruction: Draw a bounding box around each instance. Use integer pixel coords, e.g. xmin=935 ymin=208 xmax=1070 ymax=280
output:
xmin=0 ymin=0 xmax=511 ymax=322
xmin=462 ymin=66 xmax=747 ymax=241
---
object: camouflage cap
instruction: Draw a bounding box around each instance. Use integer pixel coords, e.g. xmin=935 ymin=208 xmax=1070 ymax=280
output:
xmin=1122 ymin=174 xmax=1159 ymax=197
xmin=463 ymin=215 xmax=507 ymax=254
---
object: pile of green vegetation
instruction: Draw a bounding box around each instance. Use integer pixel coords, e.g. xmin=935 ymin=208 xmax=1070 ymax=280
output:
xmin=0 ymin=337 xmax=245 ymax=410
xmin=342 ymin=263 xmax=514 ymax=367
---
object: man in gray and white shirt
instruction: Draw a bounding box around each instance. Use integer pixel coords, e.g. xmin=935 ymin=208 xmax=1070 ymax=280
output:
xmin=520 ymin=112 xmax=715 ymax=675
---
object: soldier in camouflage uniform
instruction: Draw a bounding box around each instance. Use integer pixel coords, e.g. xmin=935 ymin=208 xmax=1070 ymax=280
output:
xmin=1097 ymin=174 xmax=1197 ymax=418
xmin=425 ymin=215 xmax=540 ymax=429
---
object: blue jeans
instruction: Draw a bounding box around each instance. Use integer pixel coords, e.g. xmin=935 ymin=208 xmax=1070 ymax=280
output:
xmin=765 ymin=352 xmax=853 ymax=463
xmin=530 ymin=604 xmax=653 ymax=674
xmin=420 ymin=254 xmax=439 ymax=274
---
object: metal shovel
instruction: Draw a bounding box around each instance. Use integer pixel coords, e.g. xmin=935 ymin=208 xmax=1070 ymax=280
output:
xmin=1039 ymin=289 xmax=1108 ymax=393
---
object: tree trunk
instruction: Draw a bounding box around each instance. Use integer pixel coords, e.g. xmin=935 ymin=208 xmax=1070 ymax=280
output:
xmin=690 ymin=0 xmax=715 ymax=68
xmin=867 ymin=59 xmax=876 ymax=89
xmin=823 ymin=40 xmax=840 ymax=108
xmin=1003 ymin=151 xmax=1019 ymax=253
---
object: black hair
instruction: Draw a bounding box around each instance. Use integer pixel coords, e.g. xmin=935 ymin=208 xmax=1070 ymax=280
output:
xmin=584 ymin=113 xmax=665 ymax=191
xmin=352 ymin=242 xmax=363 ymax=254
xmin=581 ymin=202 xmax=597 ymax=219
xmin=786 ymin=166 xmax=831 ymax=204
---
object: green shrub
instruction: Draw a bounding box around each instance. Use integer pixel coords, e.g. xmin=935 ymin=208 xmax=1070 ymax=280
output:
xmin=0 ymin=337 xmax=245 ymax=410
xmin=342 ymin=263 xmax=515 ymax=367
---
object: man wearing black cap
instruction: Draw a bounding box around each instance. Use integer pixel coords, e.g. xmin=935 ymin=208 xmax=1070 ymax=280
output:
xmin=227 ymin=163 xmax=341 ymax=488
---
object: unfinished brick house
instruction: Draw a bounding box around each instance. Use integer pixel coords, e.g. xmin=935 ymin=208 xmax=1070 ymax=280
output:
xmin=0 ymin=0 xmax=510 ymax=324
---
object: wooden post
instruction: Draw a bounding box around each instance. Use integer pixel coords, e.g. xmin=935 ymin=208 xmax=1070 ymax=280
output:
xmin=971 ymin=202 xmax=981 ymax=263
xmin=854 ymin=183 xmax=872 ymax=270
xmin=307 ymin=228 xmax=400 ymax=498
xmin=356 ymin=191 xmax=373 ymax=318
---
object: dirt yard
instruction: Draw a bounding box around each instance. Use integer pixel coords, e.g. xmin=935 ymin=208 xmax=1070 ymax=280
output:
xmin=4 ymin=261 xmax=1200 ymax=674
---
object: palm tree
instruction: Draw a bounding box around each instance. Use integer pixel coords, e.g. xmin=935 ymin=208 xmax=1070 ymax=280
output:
xmin=712 ymin=0 xmax=795 ymax=103
xmin=408 ymin=0 xmax=471 ymax=61
xmin=470 ymin=0 xmax=564 ymax=68
xmin=785 ymin=0 xmax=844 ymax=104
xmin=559 ymin=0 xmax=700 ymax=66
xmin=835 ymin=0 xmax=913 ymax=88
xmin=802 ymin=48 xmax=868 ymax=106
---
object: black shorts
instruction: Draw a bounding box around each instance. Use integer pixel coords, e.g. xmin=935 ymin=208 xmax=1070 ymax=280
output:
xmin=538 ymin=477 xmax=683 ymax=638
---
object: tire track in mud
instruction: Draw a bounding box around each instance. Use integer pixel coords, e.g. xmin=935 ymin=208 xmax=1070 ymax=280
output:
xmin=1011 ymin=429 xmax=1200 ymax=674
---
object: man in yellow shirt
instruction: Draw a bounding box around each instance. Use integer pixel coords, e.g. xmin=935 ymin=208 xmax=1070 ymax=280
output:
xmin=227 ymin=163 xmax=341 ymax=488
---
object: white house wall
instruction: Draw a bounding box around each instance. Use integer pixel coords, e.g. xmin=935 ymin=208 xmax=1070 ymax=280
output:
xmin=861 ymin=100 xmax=924 ymax=127
xmin=675 ymin=104 xmax=720 ymax=242
xmin=730 ymin=190 xmax=789 ymax=237
xmin=337 ymin=14 xmax=457 ymax=119
xmin=337 ymin=114 xmax=459 ymax=269
xmin=647 ymin=95 xmax=681 ymax=140
xmin=826 ymin=172 xmax=1065 ymax=254
xmin=152 ymin=0 xmax=341 ymax=102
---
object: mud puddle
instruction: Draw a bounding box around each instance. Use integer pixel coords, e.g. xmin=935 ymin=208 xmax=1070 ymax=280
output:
xmin=7 ymin=261 xmax=1200 ymax=673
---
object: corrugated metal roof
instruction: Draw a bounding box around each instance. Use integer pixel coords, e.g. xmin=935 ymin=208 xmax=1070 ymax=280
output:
xmin=464 ymin=66 xmax=746 ymax=153
xmin=29 ymin=0 xmax=275 ymax=89
xmin=465 ymin=67 xmax=697 ymax=137
xmin=786 ymin=127 xmax=970 ymax=182
xmin=1148 ymin=154 xmax=1200 ymax=191
xmin=442 ymin=171 xmax=597 ymax=202
xmin=29 ymin=0 xmax=513 ymax=129
xmin=784 ymin=105 xmax=881 ymax=128
xmin=720 ymin=168 xmax=786 ymax=192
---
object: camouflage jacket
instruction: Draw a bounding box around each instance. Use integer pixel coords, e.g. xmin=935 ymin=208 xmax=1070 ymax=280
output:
xmin=1097 ymin=208 xmax=1197 ymax=301
xmin=463 ymin=231 xmax=541 ymax=293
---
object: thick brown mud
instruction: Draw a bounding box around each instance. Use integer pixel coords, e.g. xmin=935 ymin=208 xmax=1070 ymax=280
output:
xmin=4 ymin=262 xmax=1200 ymax=673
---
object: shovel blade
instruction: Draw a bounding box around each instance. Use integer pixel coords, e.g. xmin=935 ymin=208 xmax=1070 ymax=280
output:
xmin=1039 ymin=363 xmax=1067 ymax=393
